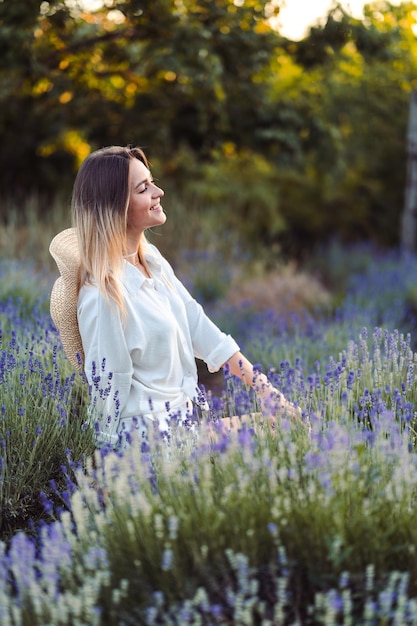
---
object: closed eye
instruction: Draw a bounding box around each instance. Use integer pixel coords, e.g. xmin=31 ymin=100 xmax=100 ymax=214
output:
xmin=138 ymin=179 xmax=155 ymax=193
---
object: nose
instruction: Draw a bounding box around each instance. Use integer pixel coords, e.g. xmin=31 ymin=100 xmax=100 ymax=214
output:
xmin=153 ymin=182 xmax=164 ymax=197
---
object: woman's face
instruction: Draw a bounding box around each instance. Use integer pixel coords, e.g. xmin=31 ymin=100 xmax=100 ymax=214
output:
xmin=126 ymin=158 xmax=166 ymax=238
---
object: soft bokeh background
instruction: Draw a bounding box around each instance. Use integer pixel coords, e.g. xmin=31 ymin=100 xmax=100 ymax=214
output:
xmin=277 ymin=0 xmax=415 ymax=40
xmin=1 ymin=0 xmax=417 ymax=272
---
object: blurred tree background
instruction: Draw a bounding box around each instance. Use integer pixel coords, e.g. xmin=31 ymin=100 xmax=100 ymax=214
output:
xmin=1 ymin=0 xmax=417 ymax=259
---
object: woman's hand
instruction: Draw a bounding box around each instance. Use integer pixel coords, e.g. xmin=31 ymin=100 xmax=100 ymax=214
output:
xmin=256 ymin=383 xmax=301 ymax=422
xmin=224 ymin=351 xmax=303 ymax=423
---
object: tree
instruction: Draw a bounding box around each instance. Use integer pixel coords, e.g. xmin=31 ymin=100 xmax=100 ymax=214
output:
xmin=0 ymin=0 xmax=282 ymax=197
xmin=261 ymin=1 xmax=417 ymax=254
xmin=1 ymin=0 xmax=417 ymax=254
xmin=401 ymin=90 xmax=417 ymax=253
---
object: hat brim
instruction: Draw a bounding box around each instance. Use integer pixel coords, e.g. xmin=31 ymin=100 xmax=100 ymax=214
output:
xmin=49 ymin=229 xmax=84 ymax=370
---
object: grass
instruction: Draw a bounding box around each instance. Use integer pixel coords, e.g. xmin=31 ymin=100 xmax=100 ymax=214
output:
xmin=3 ymin=197 xmax=417 ymax=623
xmin=0 ymin=194 xmax=73 ymax=270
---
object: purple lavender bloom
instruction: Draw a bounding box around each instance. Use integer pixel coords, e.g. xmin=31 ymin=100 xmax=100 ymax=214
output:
xmin=210 ymin=604 xmax=224 ymax=618
xmin=237 ymin=425 xmax=256 ymax=449
xmin=210 ymin=429 xmax=231 ymax=455
xmin=7 ymin=532 xmax=37 ymax=601
xmin=39 ymin=491 xmax=54 ymax=516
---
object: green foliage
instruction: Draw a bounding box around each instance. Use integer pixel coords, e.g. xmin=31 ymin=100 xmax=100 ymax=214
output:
xmin=264 ymin=2 xmax=417 ymax=254
xmin=187 ymin=148 xmax=286 ymax=250
xmin=1 ymin=1 xmax=416 ymax=251
xmin=0 ymin=0 xmax=279 ymax=195
xmin=0 ymin=195 xmax=72 ymax=269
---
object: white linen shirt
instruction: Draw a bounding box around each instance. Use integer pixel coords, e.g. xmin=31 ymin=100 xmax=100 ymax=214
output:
xmin=77 ymin=243 xmax=239 ymax=447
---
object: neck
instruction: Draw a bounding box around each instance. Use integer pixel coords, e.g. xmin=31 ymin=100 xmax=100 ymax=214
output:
xmin=125 ymin=233 xmax=145 ymax=257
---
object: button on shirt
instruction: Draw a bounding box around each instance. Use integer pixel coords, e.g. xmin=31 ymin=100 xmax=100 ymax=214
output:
xmin=77 ymin=243 xmax=240 ymax=447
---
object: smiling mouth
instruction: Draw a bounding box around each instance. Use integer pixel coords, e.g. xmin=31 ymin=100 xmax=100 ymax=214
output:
xmin=151 ymin=204 xmax=161 ymax=211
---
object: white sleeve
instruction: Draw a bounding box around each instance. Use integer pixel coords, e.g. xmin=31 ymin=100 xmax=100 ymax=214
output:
xmin=185 ymin=300 xmax=240 ymax=372
xmin=77 ymin=286 xmax=133 ymax=446
xmin=159 ymin=255 xmax=240 ymax=373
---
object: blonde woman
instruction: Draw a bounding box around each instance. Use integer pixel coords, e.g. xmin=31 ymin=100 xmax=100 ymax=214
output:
xmin=50 ymin=146 xmax=298 ymax=449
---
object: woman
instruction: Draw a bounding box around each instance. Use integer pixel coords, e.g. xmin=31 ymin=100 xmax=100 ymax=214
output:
xmin=50 ymin=146 xmax=298 ymax=449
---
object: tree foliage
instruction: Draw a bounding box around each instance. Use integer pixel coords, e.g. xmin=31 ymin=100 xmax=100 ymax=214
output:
xmin=264 ymin=1 xmax=417 ymax=254
xmin=1 ymin=0 xmax=417 ymax=253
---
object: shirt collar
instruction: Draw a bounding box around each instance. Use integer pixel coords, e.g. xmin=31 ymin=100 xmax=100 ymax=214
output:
xmin=122 ymin=244 xmax=163 ymax=290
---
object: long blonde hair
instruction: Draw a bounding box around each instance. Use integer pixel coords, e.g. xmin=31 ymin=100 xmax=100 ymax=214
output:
xmin=72 ymin=145 xmax=149 ymax=315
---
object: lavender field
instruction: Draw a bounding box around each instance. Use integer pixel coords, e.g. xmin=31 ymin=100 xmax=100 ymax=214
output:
xmin=2 ymin=246 xmax=417 ymax=624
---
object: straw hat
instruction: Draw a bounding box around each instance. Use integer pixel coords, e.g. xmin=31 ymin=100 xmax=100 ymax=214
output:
xmin=49 ymin=228 xmax=84 ymax=370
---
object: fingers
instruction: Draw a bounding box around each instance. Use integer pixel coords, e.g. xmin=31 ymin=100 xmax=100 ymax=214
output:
xmin=259 ymin=389 xmax=302 ymax=423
